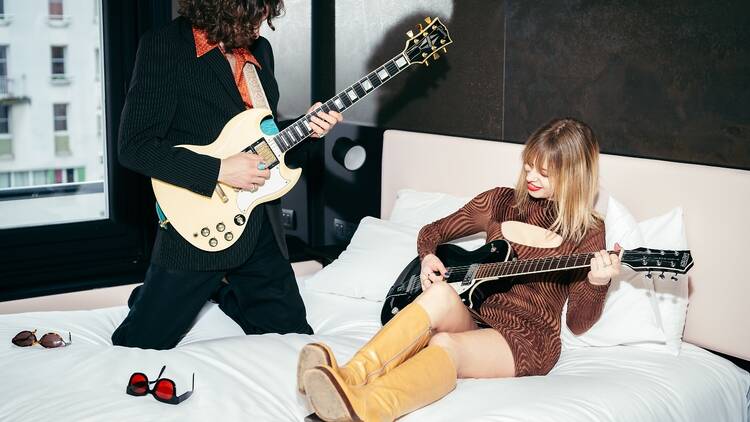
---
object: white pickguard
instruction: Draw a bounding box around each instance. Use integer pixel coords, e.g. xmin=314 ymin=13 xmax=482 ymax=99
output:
xmin=235 ymin=166 xmax=289 ymax=212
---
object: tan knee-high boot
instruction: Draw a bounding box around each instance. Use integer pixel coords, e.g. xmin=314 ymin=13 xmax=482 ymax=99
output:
xmin=297 ymin=302 xmax=432 ymax=394
xmin=303 ymin=345 xmax=457 ymax=422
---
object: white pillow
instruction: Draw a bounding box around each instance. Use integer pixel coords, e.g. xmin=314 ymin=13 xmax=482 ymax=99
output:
xmin=388 ymin=189 xmax=470 ymax=229
xmin=638 ymin=207 xmax=689 ymax=355
xmin=303 ymin=216 xmax=486 ymax=302
xmin=561 ymin=196 xmax=666 ymax=349
xmin=561 ymin=197 xmax=690 ymax=355
xmin=303 ymin=217 xmax=418 ymax=301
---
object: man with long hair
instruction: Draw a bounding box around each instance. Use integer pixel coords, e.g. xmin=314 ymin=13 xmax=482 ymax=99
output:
xmin=112 ymin=0 xmax=341 ymax=350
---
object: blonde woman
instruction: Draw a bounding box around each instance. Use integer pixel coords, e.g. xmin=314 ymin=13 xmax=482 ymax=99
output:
xmin=298 ymin=118 xmax=621 ymax=422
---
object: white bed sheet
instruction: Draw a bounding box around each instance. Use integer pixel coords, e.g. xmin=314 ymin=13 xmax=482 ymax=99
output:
xmin=0 ymin=283 xmax=748 ymax=422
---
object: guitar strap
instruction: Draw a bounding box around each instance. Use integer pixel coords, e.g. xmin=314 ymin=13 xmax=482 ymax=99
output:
xmin=243 ymin=62 xmax=271 ymax=110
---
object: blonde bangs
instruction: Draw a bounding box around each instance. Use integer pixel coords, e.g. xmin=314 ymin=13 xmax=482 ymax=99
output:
xmin=514 ymin=118 xmax=602 ymax=245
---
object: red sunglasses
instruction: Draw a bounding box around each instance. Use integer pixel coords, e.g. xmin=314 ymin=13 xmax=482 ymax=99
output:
xmin=126 ymin=366 xmax=195 ymax=405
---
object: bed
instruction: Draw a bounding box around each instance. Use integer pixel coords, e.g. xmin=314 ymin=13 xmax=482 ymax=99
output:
xmin=1 ymin=129 xmax=748 ymax=422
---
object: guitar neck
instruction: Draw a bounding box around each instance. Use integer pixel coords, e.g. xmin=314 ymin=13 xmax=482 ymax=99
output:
xmin=272 ymin=53 xmax=411 ymax=153
xmin=472 ymin=251 xmax=615 ymax=280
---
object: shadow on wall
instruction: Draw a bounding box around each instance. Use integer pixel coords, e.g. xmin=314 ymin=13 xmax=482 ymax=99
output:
xmin=366 ymin=11 xmax=452 ymax=128
xmin=365 ymin=2 xmax=505 ymax=140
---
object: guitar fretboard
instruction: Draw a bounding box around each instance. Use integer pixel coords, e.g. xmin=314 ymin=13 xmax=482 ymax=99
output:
xmin=272 ymin=54 xmax=411 ymax=152
xmin=473 ymin=252 xmax=609 ymax=279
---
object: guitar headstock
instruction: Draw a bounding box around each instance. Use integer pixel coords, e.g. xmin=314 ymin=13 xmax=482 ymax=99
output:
xmin=621 ymin=248 xmax=694 ymax=277
xmin=403 ymin=17 xmax=452 ymax=66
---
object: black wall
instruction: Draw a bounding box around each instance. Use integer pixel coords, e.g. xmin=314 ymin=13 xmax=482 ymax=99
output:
xmin=336 ymin=0 xmax=749 ymax=169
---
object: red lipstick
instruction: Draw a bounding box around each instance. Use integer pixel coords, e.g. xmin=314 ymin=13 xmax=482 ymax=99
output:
xmin=527 ymin=183 xmax=541 ymax=192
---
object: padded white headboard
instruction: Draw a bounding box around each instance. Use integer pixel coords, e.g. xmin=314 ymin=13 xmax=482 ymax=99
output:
xmin=382 ymin=129 xmax=750 ymax=360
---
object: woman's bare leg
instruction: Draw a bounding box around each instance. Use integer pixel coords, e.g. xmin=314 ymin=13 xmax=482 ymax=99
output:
xmin=414 ymin=282 xmax=515 ymax=378
xmin=429 ymin=329 xmax=515 ymax=378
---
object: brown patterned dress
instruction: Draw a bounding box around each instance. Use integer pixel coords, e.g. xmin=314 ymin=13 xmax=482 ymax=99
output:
xmin=417 ymin=187 xmax=608 ymax=377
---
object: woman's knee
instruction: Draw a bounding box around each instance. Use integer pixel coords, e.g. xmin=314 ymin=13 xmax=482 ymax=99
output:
xmin=420 ymin=281 xmax=460 ymax=308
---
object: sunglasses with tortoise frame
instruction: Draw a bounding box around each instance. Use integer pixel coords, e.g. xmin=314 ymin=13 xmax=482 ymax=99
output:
xmin=11 ymin=329 xmax=72 ymax=348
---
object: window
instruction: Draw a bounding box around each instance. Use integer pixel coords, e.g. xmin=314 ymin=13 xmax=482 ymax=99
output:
xmin=0 ymin=45 xmax=7 ymax=95
xmin=49 ymin=0 xmax=63 ymax=19
xmin=94 ymin=47 xmax=100 ymax=80
xmin=53 ymin=103 xmax=70 ymax=155
xmin=0 ymin=0 xmax=12 ymax=26
xmin=12 ymin=171 xmax=28 ymax=187
xmin=0 ymin=0 xmax=159 ymax=302
xmin=0 ymin=105 xmax=10 ymax=157
xmin=53 ymin=103 xmax=67 ymax=131
xmin=51 ymin=46 xmax=66 ymax=76
xmin=0 ymin=105 xmax=9 ymax=133
xmin=32 ymin=170 xmax=46 ymax=185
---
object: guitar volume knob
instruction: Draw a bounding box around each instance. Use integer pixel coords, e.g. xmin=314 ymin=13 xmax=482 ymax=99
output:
xmin=216 ymin=223 xmax=225 ymax=232
xmin=209 ymin=238 xmax=218 ymax=247
xmin=201 ymin=228 xmax=210 ymax=237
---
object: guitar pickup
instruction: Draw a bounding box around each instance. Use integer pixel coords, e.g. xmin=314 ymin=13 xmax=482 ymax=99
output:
xmin=246 ymin=138 xmax=280 ymax=169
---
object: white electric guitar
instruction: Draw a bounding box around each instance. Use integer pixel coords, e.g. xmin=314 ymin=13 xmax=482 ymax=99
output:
xmin=152 ymin=17 xmax=452 ymax=251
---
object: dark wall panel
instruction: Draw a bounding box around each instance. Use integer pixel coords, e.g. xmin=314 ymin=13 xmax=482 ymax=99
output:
xmin=504 ymin=1 xmax=749 ymax=168
xmin=335 ymin=1 xmax=505 ymax=140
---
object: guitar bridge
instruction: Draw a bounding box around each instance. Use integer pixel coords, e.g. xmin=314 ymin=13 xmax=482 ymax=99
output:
xmin=245 ymin=138 xmax=280 ymax=169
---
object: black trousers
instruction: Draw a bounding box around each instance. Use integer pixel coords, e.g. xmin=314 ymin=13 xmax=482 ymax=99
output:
xmin=111 ymin=220 xmax=313 ymax=350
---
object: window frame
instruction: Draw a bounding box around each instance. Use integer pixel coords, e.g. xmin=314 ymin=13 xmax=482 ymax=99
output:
xmin=0 ymin=0 xmax=171 ymax=301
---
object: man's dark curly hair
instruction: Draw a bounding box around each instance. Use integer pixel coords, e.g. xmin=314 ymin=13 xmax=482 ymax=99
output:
xmin=178 ymin=0 xmax=284 ymax=50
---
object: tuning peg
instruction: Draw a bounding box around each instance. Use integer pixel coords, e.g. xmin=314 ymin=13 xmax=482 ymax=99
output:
xmin=658 ymin=272 xmax=665 ymax=279
xmin=425 ymin=17 xmax=432 ymax=24
xmin=671 ymin=274 xmax=679 ymax=281
xmin=645 ymin=271 xmax=652 ymax=279
xmin=442 ymin=47 xmax=447 ymax=53
xmin=417 ymin=23 xmax=424 ymax=32
xmin=406 ymin=30 xmax=414 ymax=38
xmin=432 ymin=52 xmax=440 ymax=60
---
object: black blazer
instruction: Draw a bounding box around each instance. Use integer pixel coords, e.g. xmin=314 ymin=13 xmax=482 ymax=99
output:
xmin=118 ymin=16 xmax=288 ymax=271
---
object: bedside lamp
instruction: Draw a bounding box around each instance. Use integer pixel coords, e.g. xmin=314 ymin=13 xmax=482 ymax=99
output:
xmin=332 ymin=137 xmax=366 ymax=171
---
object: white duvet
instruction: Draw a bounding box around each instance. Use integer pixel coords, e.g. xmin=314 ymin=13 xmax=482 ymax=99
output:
xmin=1 ymin=284 xmax=748 ymax=422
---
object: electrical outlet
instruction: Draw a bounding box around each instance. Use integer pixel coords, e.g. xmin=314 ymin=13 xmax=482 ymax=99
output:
xmin=333 ymin=218 xmax=357 ymax=242
xmin=281 ymin=208 xmax=296 ymax=230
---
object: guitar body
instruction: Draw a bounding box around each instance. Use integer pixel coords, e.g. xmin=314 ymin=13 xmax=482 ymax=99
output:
xmin=152 ymin=18 xmax=455 ymax=251
xmin=152 ymin=108 xmax=300 ymax=252
xmin=380 ymin=240 xmax=513 ymax=325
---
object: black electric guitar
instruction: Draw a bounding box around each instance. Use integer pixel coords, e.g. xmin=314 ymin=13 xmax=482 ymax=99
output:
xmin=380 ymin=240 xmax=694 ymax=325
